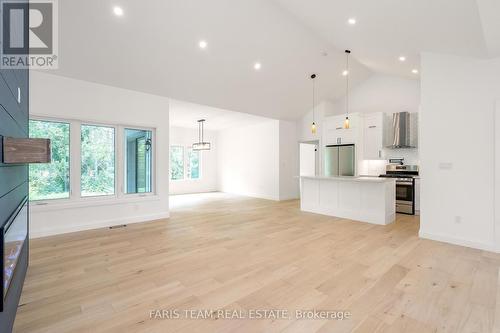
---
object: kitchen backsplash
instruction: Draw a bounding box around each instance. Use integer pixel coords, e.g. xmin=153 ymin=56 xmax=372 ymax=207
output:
xmin=360 ymin=148 xmax=419 ymax=175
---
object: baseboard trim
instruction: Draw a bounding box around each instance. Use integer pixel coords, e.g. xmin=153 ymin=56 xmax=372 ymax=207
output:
xmin=30 ymin=212 xmax=170 ymax=238
xmin=221 ymin=191 xmax=280 ymax=201
xmin=419 ymin=230 xmax=498 ymax=253
xmin=278 ymin=194 xmax=300 ymax=201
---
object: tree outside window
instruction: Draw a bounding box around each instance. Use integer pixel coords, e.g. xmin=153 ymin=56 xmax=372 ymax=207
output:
xmin=187 ymin=148 xmax=200 ymax=179
xmin=29 ymin=120 xmax=70 ymax=201
xmin=81 ymin=125 xmax=115 ymax=197
xmin=170 ymin=146 xmax=201 ymax=180
xmin=170 ymin=146 xmax=184 ymax=180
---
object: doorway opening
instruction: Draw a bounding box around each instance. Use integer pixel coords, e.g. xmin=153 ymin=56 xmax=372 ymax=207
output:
xmin=299 ymin=140 xmax=319 ymax=177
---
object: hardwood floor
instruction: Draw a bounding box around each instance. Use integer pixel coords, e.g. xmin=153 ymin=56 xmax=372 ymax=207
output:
xmin=14 ymin=193 xmax=500 ymax=332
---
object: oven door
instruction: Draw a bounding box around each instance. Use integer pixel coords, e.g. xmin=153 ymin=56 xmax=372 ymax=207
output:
xmin=395 ymin=180 xmax=414 ymax=214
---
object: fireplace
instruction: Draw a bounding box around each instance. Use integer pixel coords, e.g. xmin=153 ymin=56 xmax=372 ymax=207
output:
xmin=1 ymin=198 xmax=28 ymax=311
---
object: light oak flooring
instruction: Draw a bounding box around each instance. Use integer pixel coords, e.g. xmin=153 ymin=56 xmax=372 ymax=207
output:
xmin=14 ymin=193 xmax=500 ymax=333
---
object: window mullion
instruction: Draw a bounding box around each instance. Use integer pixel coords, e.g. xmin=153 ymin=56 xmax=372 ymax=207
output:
xmin=185 ymin=146 xmax=188 ymax=180
xmin=116 ymin=126 xmax=124 ymax=198
xmin=70 ymin=120 xmax=82 ymax=201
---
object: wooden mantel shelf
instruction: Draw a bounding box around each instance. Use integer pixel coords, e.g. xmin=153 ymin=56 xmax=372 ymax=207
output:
xmin=2 ymin=137 xmax=51 ymax=164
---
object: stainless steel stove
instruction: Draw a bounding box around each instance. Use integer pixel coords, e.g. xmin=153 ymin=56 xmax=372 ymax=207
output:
xmin=379 ymin=164 xmax=419 ymax=215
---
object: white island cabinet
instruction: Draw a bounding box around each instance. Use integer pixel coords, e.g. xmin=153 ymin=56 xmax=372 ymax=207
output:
xmin=300 ymin=176 xmax=396 ymax=225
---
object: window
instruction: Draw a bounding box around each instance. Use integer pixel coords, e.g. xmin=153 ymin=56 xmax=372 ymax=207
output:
xmin=187 ymin=148 xmax=200 ymax=179
xmin=125 ymin=129 xmax=152 ymax=194
xmin=169 ymin=146 xmax=202 ymax=181
xmin=170 ymin=146 xmax=184 ymax=180
xmin=81 ymin=125 xmax=115 ymax=197
xmin=28 ymin=120 xmax=70 ymax=201
xmin=28 ymin=117 xmax=155 ymax=203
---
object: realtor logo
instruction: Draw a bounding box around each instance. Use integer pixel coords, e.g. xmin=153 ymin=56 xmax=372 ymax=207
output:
xmin=1 ymin=0 xmax=58 ymax=69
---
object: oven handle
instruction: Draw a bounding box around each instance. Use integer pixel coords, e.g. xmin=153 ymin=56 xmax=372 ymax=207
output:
xmin=396 ymin=181 xmax=414 ymax=186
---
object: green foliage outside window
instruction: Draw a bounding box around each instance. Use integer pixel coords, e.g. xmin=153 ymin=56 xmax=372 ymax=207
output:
xmin=81 ymin=125 xmax=115 ymax=196
xmin=29 ymin=120 xmax=70 ymax=201
xmin=170 ymin=146 xmax=184 ymax=180
xmin=187 ymin=149 xmax=200 ymax=179
xmin=170 ymin=146 xmax=201 ymax=181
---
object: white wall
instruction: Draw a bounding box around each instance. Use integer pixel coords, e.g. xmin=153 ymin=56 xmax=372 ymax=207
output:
xmin=29 ymin=72 xmax=170 ymax=238
xmin=420 ymin=53 xmax=500 ymax=251
xmin=217 ymin=120 xmax=281 ymax=200
xmin=279 ymin=120 xmax=299 ymax=200
xmin=331 ymin=74 xmax=420 ymax=116
xmin=496 ymin=101 xmax=500 ymax=248
xmin=216 ymin=118 xmax=300 ymax=201
xmin=169 ymin=126 xmax=217 ymax=195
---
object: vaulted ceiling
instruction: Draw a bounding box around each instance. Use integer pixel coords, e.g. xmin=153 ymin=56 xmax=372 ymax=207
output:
xmin=50 ymin=0 xmax=499 ymax=120
xmin=169 ymin=99 xmax=270 ymax=130
xmin=275 ymin=0 xmax=500 ymax=77
xmin=52 ymin=0 xmax=371 ymax=121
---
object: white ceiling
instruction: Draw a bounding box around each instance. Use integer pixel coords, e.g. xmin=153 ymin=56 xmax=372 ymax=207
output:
xmin=51 ymin=0 xmax=499 ymax=120
xmin=274 ymin=0 xmax=500 ymax=77
xmin=52 ymin=0 xmax=371 ymax=121
xmin=169 ymin=99 xmax=270 ymax=131
xmin=476 ymin=0 xmax=500 ymax=56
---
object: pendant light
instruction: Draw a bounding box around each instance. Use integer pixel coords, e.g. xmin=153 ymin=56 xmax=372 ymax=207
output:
xmin=193 ymin=119 xmax=211 ymax=151
xmin=310 ymin=73 xmax=317 ymax=134
xmin=343 ymin=50 xmax=351 ymax=129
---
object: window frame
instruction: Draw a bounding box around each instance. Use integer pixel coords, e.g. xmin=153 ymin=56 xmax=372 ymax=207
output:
xmin=28 ymin=115 xmax=157 ymax=207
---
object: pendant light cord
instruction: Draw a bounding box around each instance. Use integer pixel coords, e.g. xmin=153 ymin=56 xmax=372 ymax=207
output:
xmin=346 ymin=50 xmax=350 ymax=119
xmin=312 ymin=75 xmax=315 ymax=123
xmin=197 ymin=120 xmax=206 ymax=144
xmin=198 ymin=121 xmax=201 ymax=143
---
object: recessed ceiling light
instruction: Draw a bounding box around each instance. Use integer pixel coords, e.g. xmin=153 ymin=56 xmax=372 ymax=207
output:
xmin=199 ymin=40 xmax=208 ymax=49
xmin=399 ymin=56 xmax=406 ymax=62
xmin=254 ymin=62 xmax=262 ymax=70
xmin=342 ymin=70 xmax=349 ymax=76
xmin=412 ymin=69 xmax=419 ymax=74
xmin=348 ymin=18 xmax=356 ymax=25
xmin=113 ymin=6 xmax=124 ymax=16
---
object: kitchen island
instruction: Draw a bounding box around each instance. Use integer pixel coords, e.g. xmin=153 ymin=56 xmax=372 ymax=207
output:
xmin=300 ymin=176 xmax=396 ymax=225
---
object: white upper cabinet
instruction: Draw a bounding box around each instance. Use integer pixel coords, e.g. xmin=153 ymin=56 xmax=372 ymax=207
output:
xmin=363 ymin=112 xmax=384 ymax=160
xmin=324 ymin=114 xmax=360 ymax=145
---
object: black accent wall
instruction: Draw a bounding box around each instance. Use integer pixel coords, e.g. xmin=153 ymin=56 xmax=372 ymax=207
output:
xmin=0 ymin=68 xmax=29 ymax=332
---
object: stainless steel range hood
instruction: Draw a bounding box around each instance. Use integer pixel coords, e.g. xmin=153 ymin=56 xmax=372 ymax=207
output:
xmin=386 ymin=112 xmax=418 ymax=149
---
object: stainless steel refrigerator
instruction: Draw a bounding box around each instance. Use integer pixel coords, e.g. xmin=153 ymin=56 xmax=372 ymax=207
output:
xmin=324 ymin=144 xmax=355 ymax=177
